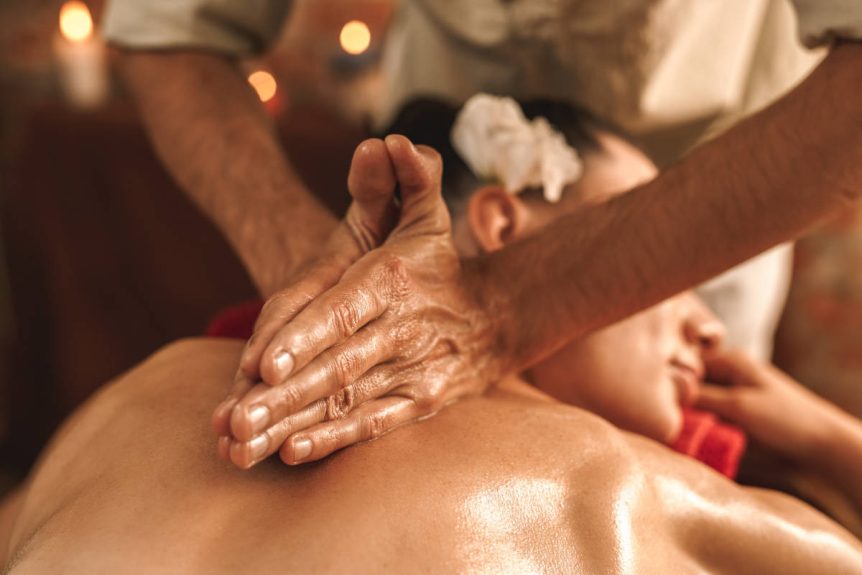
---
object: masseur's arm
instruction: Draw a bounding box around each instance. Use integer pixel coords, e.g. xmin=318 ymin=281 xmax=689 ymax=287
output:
xmin=116 ymin=50 xmax=336 ymax=296
xmin=230 ymin=42 xmax=862 ymax=465
xmin=482 ymin=42 xmax=862 ymax=369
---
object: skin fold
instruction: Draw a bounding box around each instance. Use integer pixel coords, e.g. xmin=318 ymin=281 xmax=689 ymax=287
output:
xmin=2 ymin=338 xmax=861 ymax=574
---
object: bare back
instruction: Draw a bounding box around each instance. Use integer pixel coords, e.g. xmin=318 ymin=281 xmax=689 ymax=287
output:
xmin=4 ymin=339 xmax=861 ymax=574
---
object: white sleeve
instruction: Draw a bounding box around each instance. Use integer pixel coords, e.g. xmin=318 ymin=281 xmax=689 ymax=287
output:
xmin=102 ymin=0 xmax=292 ymax=56
xmin=791 ymin=0 xmax=862 ymax=47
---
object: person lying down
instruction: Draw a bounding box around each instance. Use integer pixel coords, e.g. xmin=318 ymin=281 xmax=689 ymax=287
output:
xmin=381 ymin=95 xmax=862 ymax=536
xmin=2 ymin=99 xmax=861 ymax=574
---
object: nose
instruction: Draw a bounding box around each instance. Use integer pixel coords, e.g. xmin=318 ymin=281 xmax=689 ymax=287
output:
xmin=683 ymin=297 xmax=726 ymax=353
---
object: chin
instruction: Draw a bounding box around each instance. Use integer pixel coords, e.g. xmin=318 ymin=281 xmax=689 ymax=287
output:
xmin=660 ymin=410 xmax=684 ymax=444
xmin=645 ymin=408 xmax=683 ymax=445
xmin=616 ymin=408 xmax=682 ymax=445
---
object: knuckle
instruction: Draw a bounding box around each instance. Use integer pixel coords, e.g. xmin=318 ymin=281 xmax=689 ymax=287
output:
xmin=332 ymin=298 xmax=362 ymax=338
xmin=281 ymin=332 xmax=308 ymax=357
xmin=260 ymin=290 xmax=291 ymax=316
xmin=362 ymin=412 xmax=387 ymax=441
xmin=330 ymin=350 xmax=360 ymax=389
xmin=325 ymin=387 xmax=356 ymax=421
xmin=378 ymin=254 xmax=410 ymax=300
xmin=411 ymin=387 xmax=443 ymax=414
xmin=238 ymin=357 xmax=257 ymax=379
xmin=344 ymin=213 xmax=379 ymax=253
xmin=390 ymin=321 xmax=416 ymax=347
xmin=278 ymin=383 xmax=305 ymax=413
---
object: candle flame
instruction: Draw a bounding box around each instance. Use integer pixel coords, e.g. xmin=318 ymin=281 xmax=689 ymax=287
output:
xmin=60 ymin=1 xmax=94 ymax=43
xmin=248 ymin=70 xmax=277 ymax=103
xmin=339 ymin=21 xmax=371 ymax=55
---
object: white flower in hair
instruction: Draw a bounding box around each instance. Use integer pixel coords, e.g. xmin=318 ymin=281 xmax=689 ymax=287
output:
xmin=451 ymin=94 xmax=583 ymax=203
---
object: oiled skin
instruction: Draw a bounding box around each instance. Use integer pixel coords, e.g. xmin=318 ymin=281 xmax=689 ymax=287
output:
xmin=3 ymin=339 xmax=861 ymax=574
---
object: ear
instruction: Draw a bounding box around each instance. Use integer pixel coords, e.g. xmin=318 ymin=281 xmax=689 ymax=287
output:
xmin=466 ymin=186 xmax=531 ymax=253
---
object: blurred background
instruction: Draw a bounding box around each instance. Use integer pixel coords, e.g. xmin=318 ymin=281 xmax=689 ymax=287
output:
xmin=0 ymin=0 xmax=859 ymax=490
xmin=0 ymin=0 xmax=394 ymax=486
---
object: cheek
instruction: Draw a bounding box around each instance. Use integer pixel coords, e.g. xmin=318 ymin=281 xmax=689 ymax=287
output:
xmin=531 ymin=338 xmax=683 ymax=444
xmin=610 ymin=340 xmax=683 ymax=443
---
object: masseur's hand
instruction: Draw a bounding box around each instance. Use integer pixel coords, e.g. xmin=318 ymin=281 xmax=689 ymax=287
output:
xmin=217 ymin=136 xmax=501 ymax=468
xmin=211 ymin=138 xmax=399 ymax=456
xmin=696 ymin=350 xmax=848 ymax=465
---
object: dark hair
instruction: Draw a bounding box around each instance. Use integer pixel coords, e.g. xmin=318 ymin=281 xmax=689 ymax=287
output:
xmin=382 ymin=96 xmax=612 ymax=212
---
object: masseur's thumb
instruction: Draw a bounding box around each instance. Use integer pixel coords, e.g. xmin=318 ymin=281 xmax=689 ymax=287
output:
xmin=384 ymin=134 xmax=452 ymax=239
xmin=346 ymin=138 xmax=399 ymax=247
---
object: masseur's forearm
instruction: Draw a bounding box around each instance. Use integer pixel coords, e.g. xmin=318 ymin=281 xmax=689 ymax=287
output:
xmin=480 ymin=42 xmax=862 ymax=371
xmin=117 ymin=50 xmax=337 ymax=296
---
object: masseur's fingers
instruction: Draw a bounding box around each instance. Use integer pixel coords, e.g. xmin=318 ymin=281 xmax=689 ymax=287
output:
xmin=242 ymin=139 xmax=398 ymax=387
xmin=345 ymin=138 xmax=399 ymax=250
xmin=227 ymin=365 xmax=399 ymax=467
xmin=280 ymin=395 xmax=422 ymax=465
xmin=214 ymin=140 xmax=396 ymax=445
xmin=212 ymin=371 xmax=255 ymax=436
xmin=228 ymin=135 xmax=484 ymax=467
xmin=239 ymin=265 xmax=344 ymax=379
xmin=217 ymin=436 xmax=232 ymax=461
xmin=383 ymin=135 xmax=450 ymax=239
xmin=227 ymin=398 xmax=327 ymax=469
xmin=252 ymin=136 xmax=446 ymax=390
xmin=255 ymin=272 xmax=391 ymax=391
xmin=249 ymin=137 xmax=443 ymax=390
xmin=231 ymin=323 xmax=395 ymax=440
xmin=213 ymin=274 xmax=340 ymax=437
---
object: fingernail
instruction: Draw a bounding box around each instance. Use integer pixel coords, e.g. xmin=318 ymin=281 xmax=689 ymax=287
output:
xmin=274 ymin=350 xmax=294 ymax=380
xmin=248 ymin=405 xmax=270 ymax=433
xmin=293 ymin=437 xmax=312 ymax=462
xmin=249 ymin=434 xmax=269 ymax=461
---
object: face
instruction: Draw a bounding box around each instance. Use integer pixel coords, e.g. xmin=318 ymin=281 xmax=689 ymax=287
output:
xmin=461 ymin=130 xmax=725 ymax=443
xmin=527 ymin=293 xmax=724 ymax=443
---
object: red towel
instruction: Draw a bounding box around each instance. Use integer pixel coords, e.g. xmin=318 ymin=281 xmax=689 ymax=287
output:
xmin=207 ymin=302 xmax=747 ymax=479
xmin=671 ymin=408 xmax=747 ymax=480
xmin=205 ymin=300 xmax=263 ymax=340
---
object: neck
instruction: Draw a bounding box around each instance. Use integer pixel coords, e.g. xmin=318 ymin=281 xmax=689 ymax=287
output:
xmin=492 ymin=373 xmax=560 ymax=405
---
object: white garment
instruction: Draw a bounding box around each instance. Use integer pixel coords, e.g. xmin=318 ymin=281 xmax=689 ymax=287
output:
xmin=102 ymin=0 xmax=862 ymax=359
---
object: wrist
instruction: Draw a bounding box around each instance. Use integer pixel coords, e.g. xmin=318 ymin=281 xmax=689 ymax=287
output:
xmin=461 ymin=254 xmax=518 ymax=379
xmin=246 ymin=194 xmax=338 ymax=297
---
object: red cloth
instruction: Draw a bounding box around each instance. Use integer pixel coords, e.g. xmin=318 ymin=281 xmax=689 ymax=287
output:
xmin=207 ymin=303 xmax=747 ymax=479
xmin=671 ymin=408 xmax=747 ymax=480
xmin=205 ymin=300 xmax=263 ymax=339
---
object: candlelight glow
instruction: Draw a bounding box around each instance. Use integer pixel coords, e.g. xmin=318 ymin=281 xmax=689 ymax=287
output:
xmin=339 ymin=20 xmax=371 ymax=55
xmin=248 ymin=70 xmax=278 ymax=103
xmin=60 ymin=1 xmax=94 ymax=43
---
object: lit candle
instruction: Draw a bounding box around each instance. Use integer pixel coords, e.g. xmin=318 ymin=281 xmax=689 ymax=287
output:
xmin=54 ymin=1 xmax=108 ymax=109
xmin=339 ymin=20 xmax=371 ymax=56
xmin=247 ymin=69 xmax=284 ymax=116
